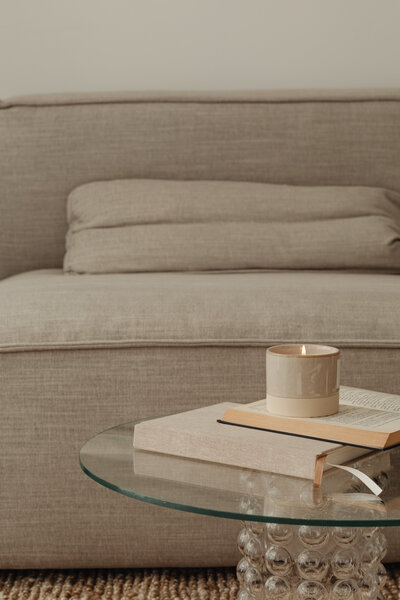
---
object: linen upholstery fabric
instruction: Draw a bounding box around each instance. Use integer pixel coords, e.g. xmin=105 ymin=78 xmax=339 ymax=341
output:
xmin=2 ymin=89 xmax=400 ymax=569
xmin=1 ymin=270 xmax=400 ymax=350
xmin=1 ymin=90 xmax=400 ymax=279
xmin=1 ymin=343 xmax=400 ymax=568
xmin=64 ymin=180 xmax=400 ymax=274
xmin=2 ymin=268 xmax=400 ymax=566
xmin=4 ymin=88 xmax=400 ymax=106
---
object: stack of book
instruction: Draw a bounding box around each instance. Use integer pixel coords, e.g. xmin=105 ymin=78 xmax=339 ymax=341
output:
xmin=133 ymin=386 xmax=400 ymax=488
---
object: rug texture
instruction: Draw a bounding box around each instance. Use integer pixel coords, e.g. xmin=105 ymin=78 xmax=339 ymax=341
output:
xmin=0 ymin=567 xmax=399 ymax=600
xmin=0 ymin=568 xmax=238 ymax=600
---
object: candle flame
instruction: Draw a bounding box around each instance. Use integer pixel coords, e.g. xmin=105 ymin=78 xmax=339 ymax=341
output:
xmin=301 ymin=345 xmax=307 ymax=355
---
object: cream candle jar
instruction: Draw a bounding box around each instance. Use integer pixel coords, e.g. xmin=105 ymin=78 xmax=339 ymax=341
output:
xmin=266 ymin=344 xmax=340 ymax=418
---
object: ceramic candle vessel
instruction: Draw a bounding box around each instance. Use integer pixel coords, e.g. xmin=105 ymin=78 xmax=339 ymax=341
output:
xmin=266 ymin=344 xmax=340 ymax=417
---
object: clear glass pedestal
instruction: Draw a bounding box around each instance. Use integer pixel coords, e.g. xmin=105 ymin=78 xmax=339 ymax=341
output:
xmin=237 ymin=523 xmax=387 ymax=600
xmin=79 ymin=418 xmax=400 ymax=597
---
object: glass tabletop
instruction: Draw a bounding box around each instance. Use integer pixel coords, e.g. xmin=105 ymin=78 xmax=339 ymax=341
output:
xmin=79 ymin=420 xmax=400 ymax=528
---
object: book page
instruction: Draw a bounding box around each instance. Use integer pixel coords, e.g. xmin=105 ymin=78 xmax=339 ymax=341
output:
xmin=311 ymin=404 xmax=400 ymax=432
xmin=241 ymin=390 xmax=400 ymax=433
xmin=340 ymin=386 xmax=400 ymax=413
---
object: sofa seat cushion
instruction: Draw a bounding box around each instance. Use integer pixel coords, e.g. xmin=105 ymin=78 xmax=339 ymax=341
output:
xmin=1 ymin=269 xmax=399 ymax=351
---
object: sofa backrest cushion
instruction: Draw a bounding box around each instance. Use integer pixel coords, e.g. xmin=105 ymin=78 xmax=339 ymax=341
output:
xmin=1 ymin=90 xmax=400 ymax=279
xmin=64 ymin=179 xmax=400 ymax=273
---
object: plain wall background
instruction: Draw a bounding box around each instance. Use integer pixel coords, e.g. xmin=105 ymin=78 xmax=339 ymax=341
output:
xmin=1 ymin=0 xmax=400 ymax=98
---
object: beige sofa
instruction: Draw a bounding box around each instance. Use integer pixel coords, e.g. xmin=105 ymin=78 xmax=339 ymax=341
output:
xmin=0 ymin=89 xmax=399 ymax=569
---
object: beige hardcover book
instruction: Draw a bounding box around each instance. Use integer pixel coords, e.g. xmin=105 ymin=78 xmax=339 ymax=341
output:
xmin=133 ymin=403 xmax=372 ymax=485
xmin=133 ymin=446 xmax=390 ymax=497
xmin=134 ymin=449 xmax=271 ymax=496
xmin=221 ymin=386 xmax=400 ymax=450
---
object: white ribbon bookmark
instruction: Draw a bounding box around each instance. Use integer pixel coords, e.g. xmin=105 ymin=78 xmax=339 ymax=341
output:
xmin=329 ymin=493 xmax=384 ymax=505
xmin=326 ymin=462 xmax=383 ymax=496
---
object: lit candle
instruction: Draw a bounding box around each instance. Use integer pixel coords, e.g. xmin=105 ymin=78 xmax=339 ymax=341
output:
xmin=266 ymin=344 xmax=340 ymax=418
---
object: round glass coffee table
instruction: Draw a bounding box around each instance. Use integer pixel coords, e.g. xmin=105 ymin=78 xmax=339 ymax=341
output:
xmin=80 ymin=419 xmax=400 ymax=600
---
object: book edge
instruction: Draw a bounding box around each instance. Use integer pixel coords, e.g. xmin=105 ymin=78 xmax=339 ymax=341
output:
xmin=134 ymin=420 xmax=318 ymax=479
xmin=221 ymin=407 xmax=389 ymax=449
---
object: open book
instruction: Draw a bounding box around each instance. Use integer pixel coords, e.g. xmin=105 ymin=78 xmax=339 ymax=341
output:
xmin=220 ymin=386 xmax=400 ymax=450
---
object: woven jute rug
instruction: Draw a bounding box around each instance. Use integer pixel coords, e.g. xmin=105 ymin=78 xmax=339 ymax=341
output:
xmin=0 ymin=567 xmax=399 ymax=600
xmin=0 ymin=568 xmax=238 ymax=600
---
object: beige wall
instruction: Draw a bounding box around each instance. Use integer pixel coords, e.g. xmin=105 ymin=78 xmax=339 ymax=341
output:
xmin=1 ymin=0 xmax=400 ymax=98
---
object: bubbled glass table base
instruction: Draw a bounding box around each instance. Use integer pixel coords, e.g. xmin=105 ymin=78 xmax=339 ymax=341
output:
xmin=237 ymin=523 xmax=387 ymax=600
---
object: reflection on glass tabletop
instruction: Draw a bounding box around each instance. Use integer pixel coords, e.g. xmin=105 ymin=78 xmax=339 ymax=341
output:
xmin=79 ymin=420 xmax=400 ymax=527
